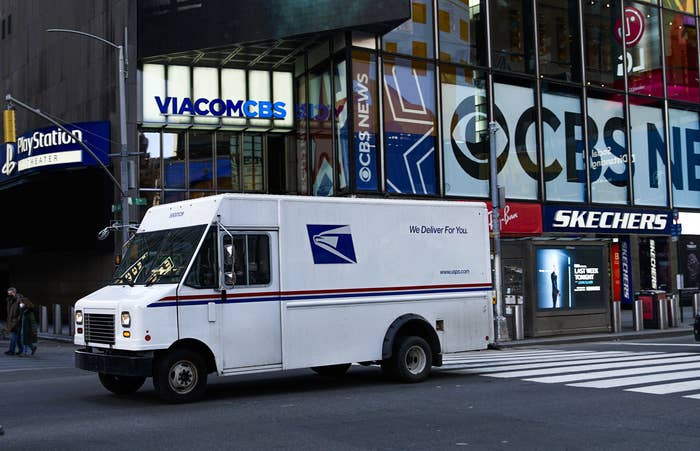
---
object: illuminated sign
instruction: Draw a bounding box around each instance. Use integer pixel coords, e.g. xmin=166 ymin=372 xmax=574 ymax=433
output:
xmin=543 ymin=205 xmax=671 ymax=235
xmin=154 ymin=96 xmax=287 ymax=119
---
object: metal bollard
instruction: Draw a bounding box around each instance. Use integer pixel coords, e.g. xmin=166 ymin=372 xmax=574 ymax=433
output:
xmin=53 ymin=304 xmax=61 ymax=335
xmin=69 ymin=307 xmax=75 ymax=336
xmin=633 ymin=299 xmax=644 ymax=331
xmin=513 ymin=304 xmax=524 ymax=340
xmin=669 ymin=295 xmax=680 ymax=328
xmin=41 ymin=305 xmax=48 ymax=333
xmin=612 ymin=301 xmax=622 ymax=333
xmin=657 ymin=298 xmax=668 ymax=330
xmin=693 ymin=293 xmax=700 ymax=318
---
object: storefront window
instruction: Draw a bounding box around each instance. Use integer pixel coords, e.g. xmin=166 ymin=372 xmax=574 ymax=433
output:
xmin=629 ymin=97 xmax=668 ymax=206
xmin=626 ymin=3 xmax=664 ymax=98
xmin=639 ymin=237 xmax=670 ymax=290
xmin=352 ymin=50 xmax=379 ymax=192
xmin=334 ymin=59 xmax=349 ymax=192
xmin=242 ymin=134 xmax=264 ymax=191
xmin=441 ymin=64 xmax=488 ymax=197
xmin=587 ymin=91 xmax=628 ymax=204
xmin=582 ymin=0 xmax=623 ymax=89
xmin=216 ymin=133 xmax=240 ymax=191
xmin=383 ymin=0 xmax=435 ymax=59
xmin=490 ymin=0 xmax=536 ymax=74
xmin=163 ymin=131 xmax=186 ymax=189
xmin=295 ymin=75 xmax=309 ymax=194
xmin=536 ymin=0 xmax=581 ymax=82
xmin=188 ymin=131 xmax=214 ymax=191
xmin=139 ymin=131 xmax=161 ymax=189
xmin=663 ymin=10 xmax=699 ymax=102
xmin=308 ymin=65 xmax=334 ymax=196
xmin=493 ymin=80 xmax=538 ymax=200
xmin=662 ymin=0 xmax=694 ymax=13
xmin=541 ymin=83 xmax=586 ymax=202
xmin=437 ymin=0 xmax=486 ymax=67
xmin=383 ymin=56 xmax=437 ymax=195
xmin=668 ymin=107 xmax=700 ymax=208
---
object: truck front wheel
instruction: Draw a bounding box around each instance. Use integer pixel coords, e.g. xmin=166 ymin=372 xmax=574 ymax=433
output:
xmin=98 ymin=373 xmax=146 ymax=395
xmin=153 ymin=349 xmax=207 ymax=403
xmin=390 ymin=336 xmax=432 ymax=382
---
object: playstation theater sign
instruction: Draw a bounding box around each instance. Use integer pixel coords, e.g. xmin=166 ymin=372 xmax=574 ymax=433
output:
xmin=442 ymin=82 xmax=699 ymax=208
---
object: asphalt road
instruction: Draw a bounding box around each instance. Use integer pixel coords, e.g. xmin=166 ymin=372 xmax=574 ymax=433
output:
xmin=1 ymin=335 xmax=699 ymax=450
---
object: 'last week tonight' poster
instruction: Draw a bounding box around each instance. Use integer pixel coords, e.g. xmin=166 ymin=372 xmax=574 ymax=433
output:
xmin=536 ymin=247 xmax=606 ymax=310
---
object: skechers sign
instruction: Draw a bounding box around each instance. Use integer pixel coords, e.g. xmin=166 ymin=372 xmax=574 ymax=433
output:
xmin=154 ymin=96 xmax=287 ymax=119
xmin=543 ymin=205 xmax=671 ymax=235
xmin=0 ymin=121 xmax=110 ymax=184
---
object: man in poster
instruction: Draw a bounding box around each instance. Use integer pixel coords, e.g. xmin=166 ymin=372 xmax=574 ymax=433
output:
xmin=551 ymin=265 xmax=560 ymax=308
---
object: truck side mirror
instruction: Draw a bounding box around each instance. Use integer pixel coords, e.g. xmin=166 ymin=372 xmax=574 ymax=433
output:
xmin=222 ymin=240 xmax=236 ymax=287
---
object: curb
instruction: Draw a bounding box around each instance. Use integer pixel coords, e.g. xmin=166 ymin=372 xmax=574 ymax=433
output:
xmin=37 ymin=333 xmax=74 ymax=343
xmin=496 ymin=327 xmax=693 ymax=348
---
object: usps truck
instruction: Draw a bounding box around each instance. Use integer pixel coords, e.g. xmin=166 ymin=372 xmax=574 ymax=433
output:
xmin=74 ymin=194 xmax=493 ymax=402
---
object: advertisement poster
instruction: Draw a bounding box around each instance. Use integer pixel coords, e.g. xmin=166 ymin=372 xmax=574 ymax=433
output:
xmin=536 ymin=246 xmax=606 ymax=310
xmin=679 ymin=236 xmax=700 ymax=288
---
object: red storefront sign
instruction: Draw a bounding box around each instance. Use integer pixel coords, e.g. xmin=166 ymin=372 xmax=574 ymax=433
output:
xmin=611 ymin=243 xmax=621 ymax=302
xmin=485 ymin=201 xmax=542 ymax=236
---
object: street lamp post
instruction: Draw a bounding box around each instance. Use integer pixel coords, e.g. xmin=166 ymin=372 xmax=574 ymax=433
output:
xmin=47 ymin=27 xmax=130 ymax=245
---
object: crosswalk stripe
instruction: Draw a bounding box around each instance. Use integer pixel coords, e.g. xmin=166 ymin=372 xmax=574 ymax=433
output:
xmin=682 ymin=393 xmax=700 ymax=399
xmin=451 ymin=353 xmax=696 ymax=376
xmin=568 ymin=369 xmax=700 ymax=389
xmin=442 ymin=350 xmax=597 ymax=363
xmin=525 ymin=361 xmax=700 ymax=384
xmin=626 ymin=380 xmax=700 ymax=395
xmin=442 ymin=351 xmax=642 ymax=366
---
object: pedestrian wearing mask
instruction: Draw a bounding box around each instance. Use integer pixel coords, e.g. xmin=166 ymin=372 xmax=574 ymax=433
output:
xmin=18 ymin=298 xmax=38 ymax=356
xmin=4 ymin=287 xmax=22 ymax=355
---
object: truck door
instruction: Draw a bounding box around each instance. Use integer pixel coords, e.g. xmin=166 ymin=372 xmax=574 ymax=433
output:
xmin=220 ymin=231 xmax=281 ymax=370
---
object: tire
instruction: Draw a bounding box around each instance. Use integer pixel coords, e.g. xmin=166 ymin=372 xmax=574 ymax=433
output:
xmin=98 ymin=373 xmax=146 ymax=395
xmin=390 ymin=336 xmax=432 ymax=383
xmin=311 ymin=363 xmax=351 ymax=378
xmin=153 ymin=348 xmax=207 ymax=403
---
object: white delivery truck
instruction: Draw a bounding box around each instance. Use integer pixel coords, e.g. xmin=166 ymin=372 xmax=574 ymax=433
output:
xmin=74 ymin=194 xmax=493 ymax=402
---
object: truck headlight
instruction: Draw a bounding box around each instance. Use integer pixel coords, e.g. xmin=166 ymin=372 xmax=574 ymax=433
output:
xmin=121 ymin=311 xmax=131 ymax=328
xmin=75 ymin=310 xmax=83 ymax=325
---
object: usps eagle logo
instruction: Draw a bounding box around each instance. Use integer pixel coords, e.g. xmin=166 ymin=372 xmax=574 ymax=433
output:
xmin=306 ymin=224 xmax=357 ymax=264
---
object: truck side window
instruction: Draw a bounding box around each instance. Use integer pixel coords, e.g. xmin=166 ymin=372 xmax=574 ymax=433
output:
xmin=185 ymin=229 xmax=217 ymax=289
xmin=222 ymin=233 xmax=271 ymax=287
xmin=247 ymin=235 xmax=270 ymax=285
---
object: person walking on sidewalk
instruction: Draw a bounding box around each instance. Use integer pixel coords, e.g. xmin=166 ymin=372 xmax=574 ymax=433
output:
xmin=18 ymin=298 xmax=38 ymax=356
xmin=5 ymin=287 xmax=23 ymax=355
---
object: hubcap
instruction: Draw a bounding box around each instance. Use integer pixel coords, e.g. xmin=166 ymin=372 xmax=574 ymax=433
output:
xmin=405 ymin=345 xmax=427 ymax=375
xmin=168 ymin=360 xmax=198 ymax=394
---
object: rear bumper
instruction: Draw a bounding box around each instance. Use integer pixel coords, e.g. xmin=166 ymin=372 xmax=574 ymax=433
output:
xmin=75 ymin=349 xmax=153 ymax=377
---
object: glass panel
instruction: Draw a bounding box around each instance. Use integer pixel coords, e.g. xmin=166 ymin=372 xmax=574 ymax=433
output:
xmin=163 ymin=131 xmax=186 ymax=188
xmin=662 ymin=0 xmax=694 ymax=13
xmin=626 ymin=3 xmax=663 ymax=97
xmin=185 ymin=229 xmax=217 ymax=289
xmin=188 ymin=131 xmax=214 ymax=190
xmin=249 ymin=70 xmax=271 ymax=127
xmin=139 ymin=131 xmax=161 ymax=189
xmin=587 ymin=91 xmax=628 ymax=204
xmin=352 ymin=50 xmax=380 ymax=192
xmin=308 ymin=65 xmax=334 ymax=196
xmin=142 ymin=64 xmax=166 ymax=123
xmin=493 ymin=81 xmax=538 ymax=200
xmin=163 ymin=191 xmax=186 ymax=203
xmin=334 ymin=60 xmax=350 ymax=192
xmin=441 ymin=64 xmax=489 ymax=197
xmin=216 ymin=133 xmax=240 ymax=191
xmin=437 ymin=0 xmax=486 ymax=67
xmin=193 ymin=67 xmax=219 ymax=125
xmin=668 ymin=107 xmax=700 ymax=208
xmin=295 ymin=75 xmax=309 ymax=194
xmin=630 ymin=97 xmax=667 ymax=206
xmin=583 ymin=0 xmax=623 ymax=89
xmin=167 ymin=65 xmax=191 ymax=125
xmin=382 ymin=0 xmax=435 ymax=59
xmin=490 ymin=0 xmax=536 ymax=74
xmin=247 ymin=235 xmax=270 ymax=285
xmin=542 ymin=83 xmax=586 ymax=202
xmin=383 ymin=56 xmax=437 ymax=195
xmin=272 ymin=72 xmax=294 ymax=128
xmin=232 ymin=235 xmax=248 ymax=285
xmin=221 ymin=69 xmax=247 ymax=126
xmin=242 ymin=134 xmax=264 ymax=191
xmin=536 ymin=0 xmax=581 ymax=82
xmin=663 ymin=11 xmax=699 ymax=102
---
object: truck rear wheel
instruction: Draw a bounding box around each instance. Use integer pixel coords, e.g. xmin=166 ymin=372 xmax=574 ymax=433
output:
xmin=98 ymin=373 xmax=146 ymax=395
xmin=153 ymin=349 xmax=207 ymax=403
xmin=390 ymin=336 xmax=432 ymax=382
xmin=311 ymin=363 xmax=351 ymax=378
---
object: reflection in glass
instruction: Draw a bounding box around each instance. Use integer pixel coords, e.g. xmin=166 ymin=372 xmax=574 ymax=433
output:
xmin=383 ymin=56 xmax=437 ymax=195
xmin=216 ymin=133 xmax=240 ymax=191
xmin=541 ymin=83 xmax=585 ymax=202
xmin=188 ymin=131 xmax=213 ymax=190
xmin=383 ymin=0 xmax=434 ymax=59
xmin=663 ymin=11 xmax=699 ymax=102
xmin=441 ymin=65 xmax=489 ymax=197
xmin=662 ymin=0 xmax=694 ymax=13
xmin=139 ymin=131 xmax=161 ymax=189
xmin=295 ymin=75 xmax=309 ymax=194
xmin=583 ymin=0 xmax=623 ymax=88
xmin=163 ymin=131 xmax=186 ymax=189
xmin=626 ymin=3 xmax=663 ymax=97
xmin=334 ymin=60 xmax=349 ymax=192
xmin=587 ymin=92 xmax=628 ymax=204
xmin=536 ymin=0 xmax=581 ymax=81
xmin=490 ymin=0 xmax=535 ymax=74
xmin=629 ymin=97 xmax=667 ymax=206
xmin=308 ymin=66 xmax=334 ymax=196
xmin=437 ymin=0 xmax=486 ymax=67
xmin=668 ymin=107 xmax=700 ymax=208
xmin=243 ymin=135 xmax=264 ymax=191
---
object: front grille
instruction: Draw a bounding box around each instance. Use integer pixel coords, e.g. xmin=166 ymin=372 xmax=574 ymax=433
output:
xmin=84 ymin=313 xmax=115 ymax=345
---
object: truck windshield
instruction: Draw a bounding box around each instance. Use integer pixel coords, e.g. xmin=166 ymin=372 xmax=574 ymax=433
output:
xmin=111 ymin=225 xmax=207 ymax=286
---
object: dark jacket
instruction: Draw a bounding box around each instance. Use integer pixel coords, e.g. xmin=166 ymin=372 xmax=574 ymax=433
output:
xmin=19 ymin=304 xmax=38 ymax=346
xmin=5 ymin=294 xmax=22 ymax=332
